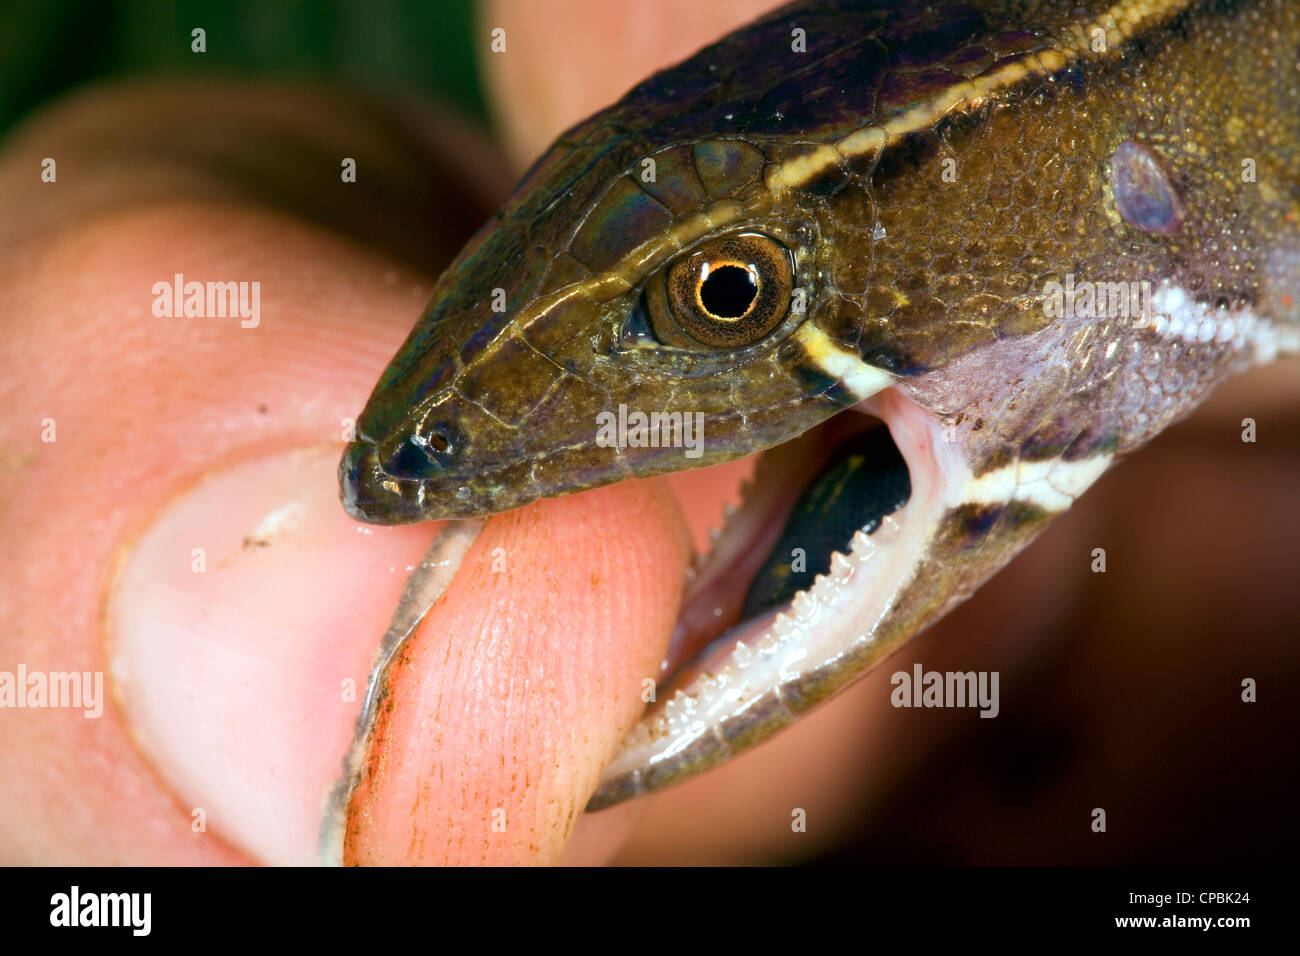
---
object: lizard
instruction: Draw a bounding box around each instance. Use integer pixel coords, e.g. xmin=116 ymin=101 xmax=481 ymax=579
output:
xmin=338 ymin=0 xmax=1299 ymax=810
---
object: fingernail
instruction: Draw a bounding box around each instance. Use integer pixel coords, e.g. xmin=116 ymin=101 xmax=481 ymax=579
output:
xmin=107 ymin=445 xmax=435 ymax=864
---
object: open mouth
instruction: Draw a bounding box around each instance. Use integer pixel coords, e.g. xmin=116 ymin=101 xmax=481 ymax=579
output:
xmin=332 ymin=379 xmax=971 ymax=829
xmin=662 ymin=405 xmax=910 ymax=683
xmin=586 ymin=386 xmax=958 ymax=809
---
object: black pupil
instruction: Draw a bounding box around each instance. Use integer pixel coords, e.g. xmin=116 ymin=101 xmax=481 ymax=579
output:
xmin=699 ymin=264 xmax=757 ymax=318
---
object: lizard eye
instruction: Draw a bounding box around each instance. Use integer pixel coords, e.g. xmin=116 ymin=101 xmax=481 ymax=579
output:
xmin=646 ymin=232 xmax=794 ymax=349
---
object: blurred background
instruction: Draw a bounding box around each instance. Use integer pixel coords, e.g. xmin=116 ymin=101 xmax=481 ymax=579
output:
xmin=0 ymin=0 xmax=486 ymax=138
xmin=2 ymin=0 xmax=1295 ymax=866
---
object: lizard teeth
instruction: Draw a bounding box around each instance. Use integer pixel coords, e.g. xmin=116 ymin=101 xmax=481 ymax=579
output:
xmin=830 ymin=551 xmax=855 ymax=580
xmin=731 ymin=640 xmax=753 ymax=668
xmin=792 ymin=590 xmax=817 ymax=621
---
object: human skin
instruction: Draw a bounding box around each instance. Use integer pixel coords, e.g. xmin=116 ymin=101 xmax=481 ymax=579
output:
xmin=1 ymin=0 xmax=1296 ymax=866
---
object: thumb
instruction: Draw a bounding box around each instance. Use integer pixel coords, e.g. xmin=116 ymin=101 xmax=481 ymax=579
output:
xmin=343 ymin=479 xmax=691 ymax=865
xmin=2 ymin=182 xmax=691 ymax=866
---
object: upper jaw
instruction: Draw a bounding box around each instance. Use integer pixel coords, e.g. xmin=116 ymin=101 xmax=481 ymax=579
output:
xmin=339 ymin=381 xmax=861 ymax=524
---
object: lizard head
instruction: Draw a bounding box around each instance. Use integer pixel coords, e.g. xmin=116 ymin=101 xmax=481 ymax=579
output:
xmin=340 ymin=0 xmax=1298 ymax=805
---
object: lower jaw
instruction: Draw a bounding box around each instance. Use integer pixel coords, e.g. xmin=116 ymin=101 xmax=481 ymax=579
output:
xmin=588 ymin=387 xmax=957 ymax=808
xmin=664 ymin=388 xmax=946 ymax=678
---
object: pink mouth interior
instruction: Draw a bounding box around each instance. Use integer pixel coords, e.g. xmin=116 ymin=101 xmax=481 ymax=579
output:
xmin=659 ymin=404 xmax=903 ymax=687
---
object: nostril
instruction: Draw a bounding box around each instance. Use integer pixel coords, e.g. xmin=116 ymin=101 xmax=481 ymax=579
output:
xmin=418 ymin=420 xmax=463 ymax=461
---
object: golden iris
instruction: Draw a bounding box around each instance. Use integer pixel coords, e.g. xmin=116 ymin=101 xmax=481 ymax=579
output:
xmin=647 ymin=232 xmax=794 ymax=349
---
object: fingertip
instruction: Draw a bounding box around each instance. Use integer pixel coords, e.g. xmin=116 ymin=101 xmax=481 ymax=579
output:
xmin=343 ymin=479 xmax=691 ymax=865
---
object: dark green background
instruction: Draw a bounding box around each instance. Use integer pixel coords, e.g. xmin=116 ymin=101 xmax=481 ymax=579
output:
xmin=0 ymin=0 xmax=487 ymax=140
